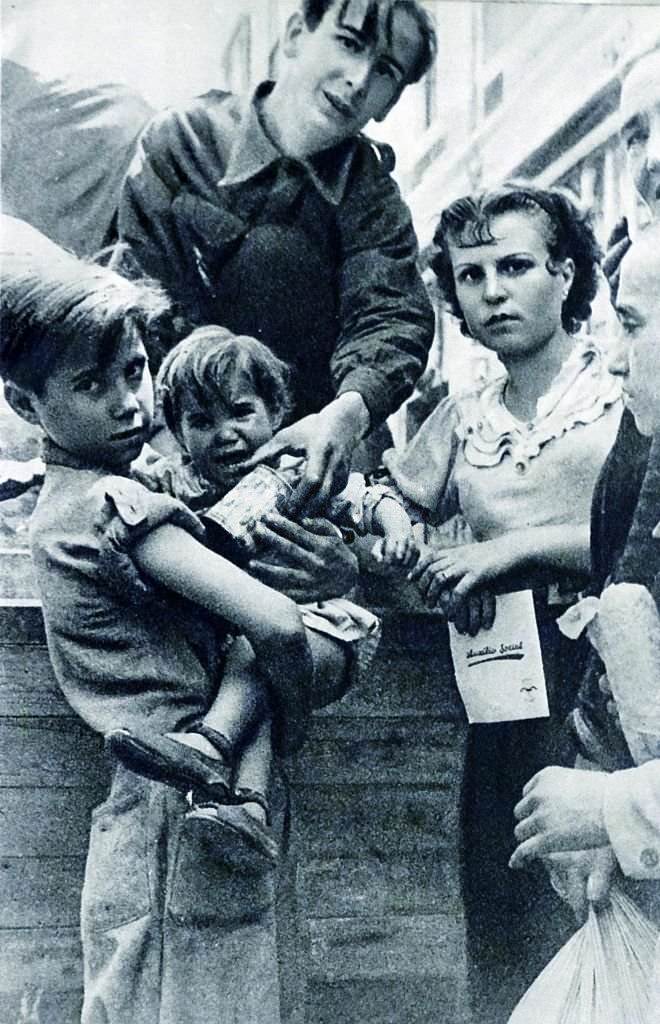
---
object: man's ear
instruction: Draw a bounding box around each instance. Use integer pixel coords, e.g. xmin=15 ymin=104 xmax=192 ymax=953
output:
xmin=4 ymin=382 xmax=42 ymax=427
xmin=282 ymin=11 xmax=306 ymax=59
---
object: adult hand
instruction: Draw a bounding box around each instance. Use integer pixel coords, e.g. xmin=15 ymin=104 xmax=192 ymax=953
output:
xmin=246 ymin=393 xmax=370 ymax=514
xmin=409 ymin=538 xmax=515 ymax=601
xmin=542 ymin=848 xmax=618 ymax=924
xmin=248 ymin=510 xmax=358 ymax=603
xmin=408 ymin=542 xmax=499 ymax=635
xmin=510 ymin=766 xmax=609 ymax=866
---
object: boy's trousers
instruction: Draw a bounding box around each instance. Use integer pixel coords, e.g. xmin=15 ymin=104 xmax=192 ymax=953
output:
xmin=80 ymin=765 xmax=280 ymax=1024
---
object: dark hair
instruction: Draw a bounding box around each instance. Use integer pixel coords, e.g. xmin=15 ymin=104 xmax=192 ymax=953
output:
xmin=0 ymin=250 xmax=170 ymax=395
xmin=430 ymin=184 xmax=603 ymax=336
xmin=302 ymin=0 xmax=436 ymax=85
xmin=156 ymin=326 xmax=293 ymax=437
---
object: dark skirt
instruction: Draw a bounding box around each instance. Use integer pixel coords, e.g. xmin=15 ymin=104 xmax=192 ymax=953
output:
xmin=461 ymin=595 xmax=585 ymax=1024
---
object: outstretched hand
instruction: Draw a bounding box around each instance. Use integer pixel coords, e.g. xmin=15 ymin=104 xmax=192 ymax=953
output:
xmin=245 ymin=394 xmax=370 ymax=514
xmin=371 ymin=532 xmax=419 ymax=571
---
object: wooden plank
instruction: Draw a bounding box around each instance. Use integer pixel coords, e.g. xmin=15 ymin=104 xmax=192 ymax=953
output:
xmin=0 ymin=550 xmax=38 ymax=599
xmin=0 ymin=988 xmax=83 ymax=1024
xmin=0 ymin=600 xmax=46 ymax=643
xmin=293 ymin=786 xmax=461 ymax=858
xmin=0 ymin=926 xmax=83 ymax=993
xmin=329 ymin=610 xmax=465 ymax=720
xmin=0 ymin=717 xmax=107 ymax=788
xmin=0 ymin=856 xmax=86 ymax=928
xmin=289 ymin=716 xmax=467 ymax=787
xmin=0 ymin=645 xmax=70 ymax=716
xmin=308 ymin=913 xmax=466 ymax=982
xmin=298 ymin=853 xmax=462 ymax=918
xmin=0 ymin=787 xmax=97 ymax=856
xmin=307 ymin=977 xmax=471 ymax=1024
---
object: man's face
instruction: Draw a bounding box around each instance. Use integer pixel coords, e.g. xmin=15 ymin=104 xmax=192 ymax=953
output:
xmin=613 ymin=237 xmax=660 ymax=437
xmin=621 ymin=51 xmax=660 ymax=220
xmin=280 ymin=0 xmax=423 ymax=152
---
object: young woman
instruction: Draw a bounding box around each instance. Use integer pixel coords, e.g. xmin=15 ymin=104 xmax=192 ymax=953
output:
xmin=380 ymin=184 xmax=623 ymax=1022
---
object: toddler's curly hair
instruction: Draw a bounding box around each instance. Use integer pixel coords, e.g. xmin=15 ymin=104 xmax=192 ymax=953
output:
xmin=157 ymin=326 xmax=293 ymax=437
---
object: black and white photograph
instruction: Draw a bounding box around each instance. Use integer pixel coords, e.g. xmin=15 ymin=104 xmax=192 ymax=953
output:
xmin=2 ymin=1 xmax=660 ymax=1021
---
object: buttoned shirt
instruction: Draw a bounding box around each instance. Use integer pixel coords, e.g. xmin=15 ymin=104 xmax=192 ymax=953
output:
xmin=118 ymin=83 xmax=434 ymax=426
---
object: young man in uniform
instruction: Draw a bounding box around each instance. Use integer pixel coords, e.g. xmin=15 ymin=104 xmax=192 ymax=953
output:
xmin=118 ymin=0 xmax=436 ymax=517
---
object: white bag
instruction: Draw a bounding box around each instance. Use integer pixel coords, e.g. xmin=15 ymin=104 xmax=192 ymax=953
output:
xmin=558 ymin=583 xmax=660 ymax=764
xmin=508 ymin=887 xmax=659 ymax=1024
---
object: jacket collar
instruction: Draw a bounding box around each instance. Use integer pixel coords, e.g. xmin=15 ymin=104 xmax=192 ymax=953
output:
xmin=221 ymin=81 xmax=356 ymax=207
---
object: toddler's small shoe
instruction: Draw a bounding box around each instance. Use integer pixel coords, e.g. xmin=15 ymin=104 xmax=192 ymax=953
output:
xmin=185 ymin=800 xmax=280 ymax=874
xmin=105 ymin=727 xmax=232 ymax=802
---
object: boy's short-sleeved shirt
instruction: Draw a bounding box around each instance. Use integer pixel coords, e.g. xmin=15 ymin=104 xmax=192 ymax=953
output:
xmin=118 ymin=82 xmax=435 ymax=426
xmin=29 ymin=441 xmax=228 ymax=737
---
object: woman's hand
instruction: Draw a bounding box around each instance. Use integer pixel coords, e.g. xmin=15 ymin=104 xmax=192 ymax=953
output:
xmin=408 ymin=539 xmax=510 ymax=634
xmin=249 ymin=511 xmax=358 ymax=603
xmin=409 ymin=538 xmax=517 ymax=602
xmin=510 ymin=766 xmax=609 ymax=867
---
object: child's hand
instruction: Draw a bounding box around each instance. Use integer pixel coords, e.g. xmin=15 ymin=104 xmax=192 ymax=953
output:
xmin=371 ymin=533 xmax=419 ymax=570
xmin=510 ymin=766 xmax=609 ymax=867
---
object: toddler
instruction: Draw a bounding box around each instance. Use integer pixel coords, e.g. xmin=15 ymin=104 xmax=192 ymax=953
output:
xmin=113 ymin=326 xmax=417 ymax=846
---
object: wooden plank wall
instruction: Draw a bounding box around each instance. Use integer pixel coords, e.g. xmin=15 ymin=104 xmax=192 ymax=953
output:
xmin=0 ymin=598 xmax=108 ymax=1024
xmin=0 ymin=558 xmax=468 ymax=1024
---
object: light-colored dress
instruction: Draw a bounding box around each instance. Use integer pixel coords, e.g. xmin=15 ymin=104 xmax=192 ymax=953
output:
xmin=385 ymin=337 xmax=622 ymax=561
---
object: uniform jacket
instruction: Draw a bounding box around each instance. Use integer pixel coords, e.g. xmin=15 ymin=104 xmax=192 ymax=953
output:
xmin=118 ymin=83 xmax=435 ymax=426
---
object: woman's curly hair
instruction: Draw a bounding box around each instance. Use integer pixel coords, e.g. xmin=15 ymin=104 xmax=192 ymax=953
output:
xmin=429 ymin=184 xmax=603 ymax=336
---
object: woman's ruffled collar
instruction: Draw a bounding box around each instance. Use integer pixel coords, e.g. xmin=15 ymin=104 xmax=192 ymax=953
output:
xmin=456 ymin=337 xmax=622 ymax=474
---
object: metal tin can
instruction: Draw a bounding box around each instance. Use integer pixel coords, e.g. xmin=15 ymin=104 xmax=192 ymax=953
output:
xmin=201 ymin=464 xmax=293 ymax=550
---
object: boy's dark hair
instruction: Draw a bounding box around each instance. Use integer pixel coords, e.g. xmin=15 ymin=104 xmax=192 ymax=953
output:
xmin=0 ymin=250 xmax=170 ymax=395
xmin=302 ymin=0 xmax=436 ymax=85
xmin=156 ymin=326 xmax=293 ymax=437
xmin=430 ymin=184 xmax=603 ymax=336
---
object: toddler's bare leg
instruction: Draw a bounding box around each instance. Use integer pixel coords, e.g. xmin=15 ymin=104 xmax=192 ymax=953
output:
xmin=173 ymin=636 xmax=267 ymax=761
xmin=232 ymin=715 xmax=274 ymax=826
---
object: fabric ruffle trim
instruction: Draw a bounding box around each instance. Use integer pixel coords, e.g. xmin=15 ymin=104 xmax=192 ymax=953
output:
xmin=456 ymin=339 xmax=622 ymax=473
xmin=93 ymin=476 xmax=205 ymax=604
